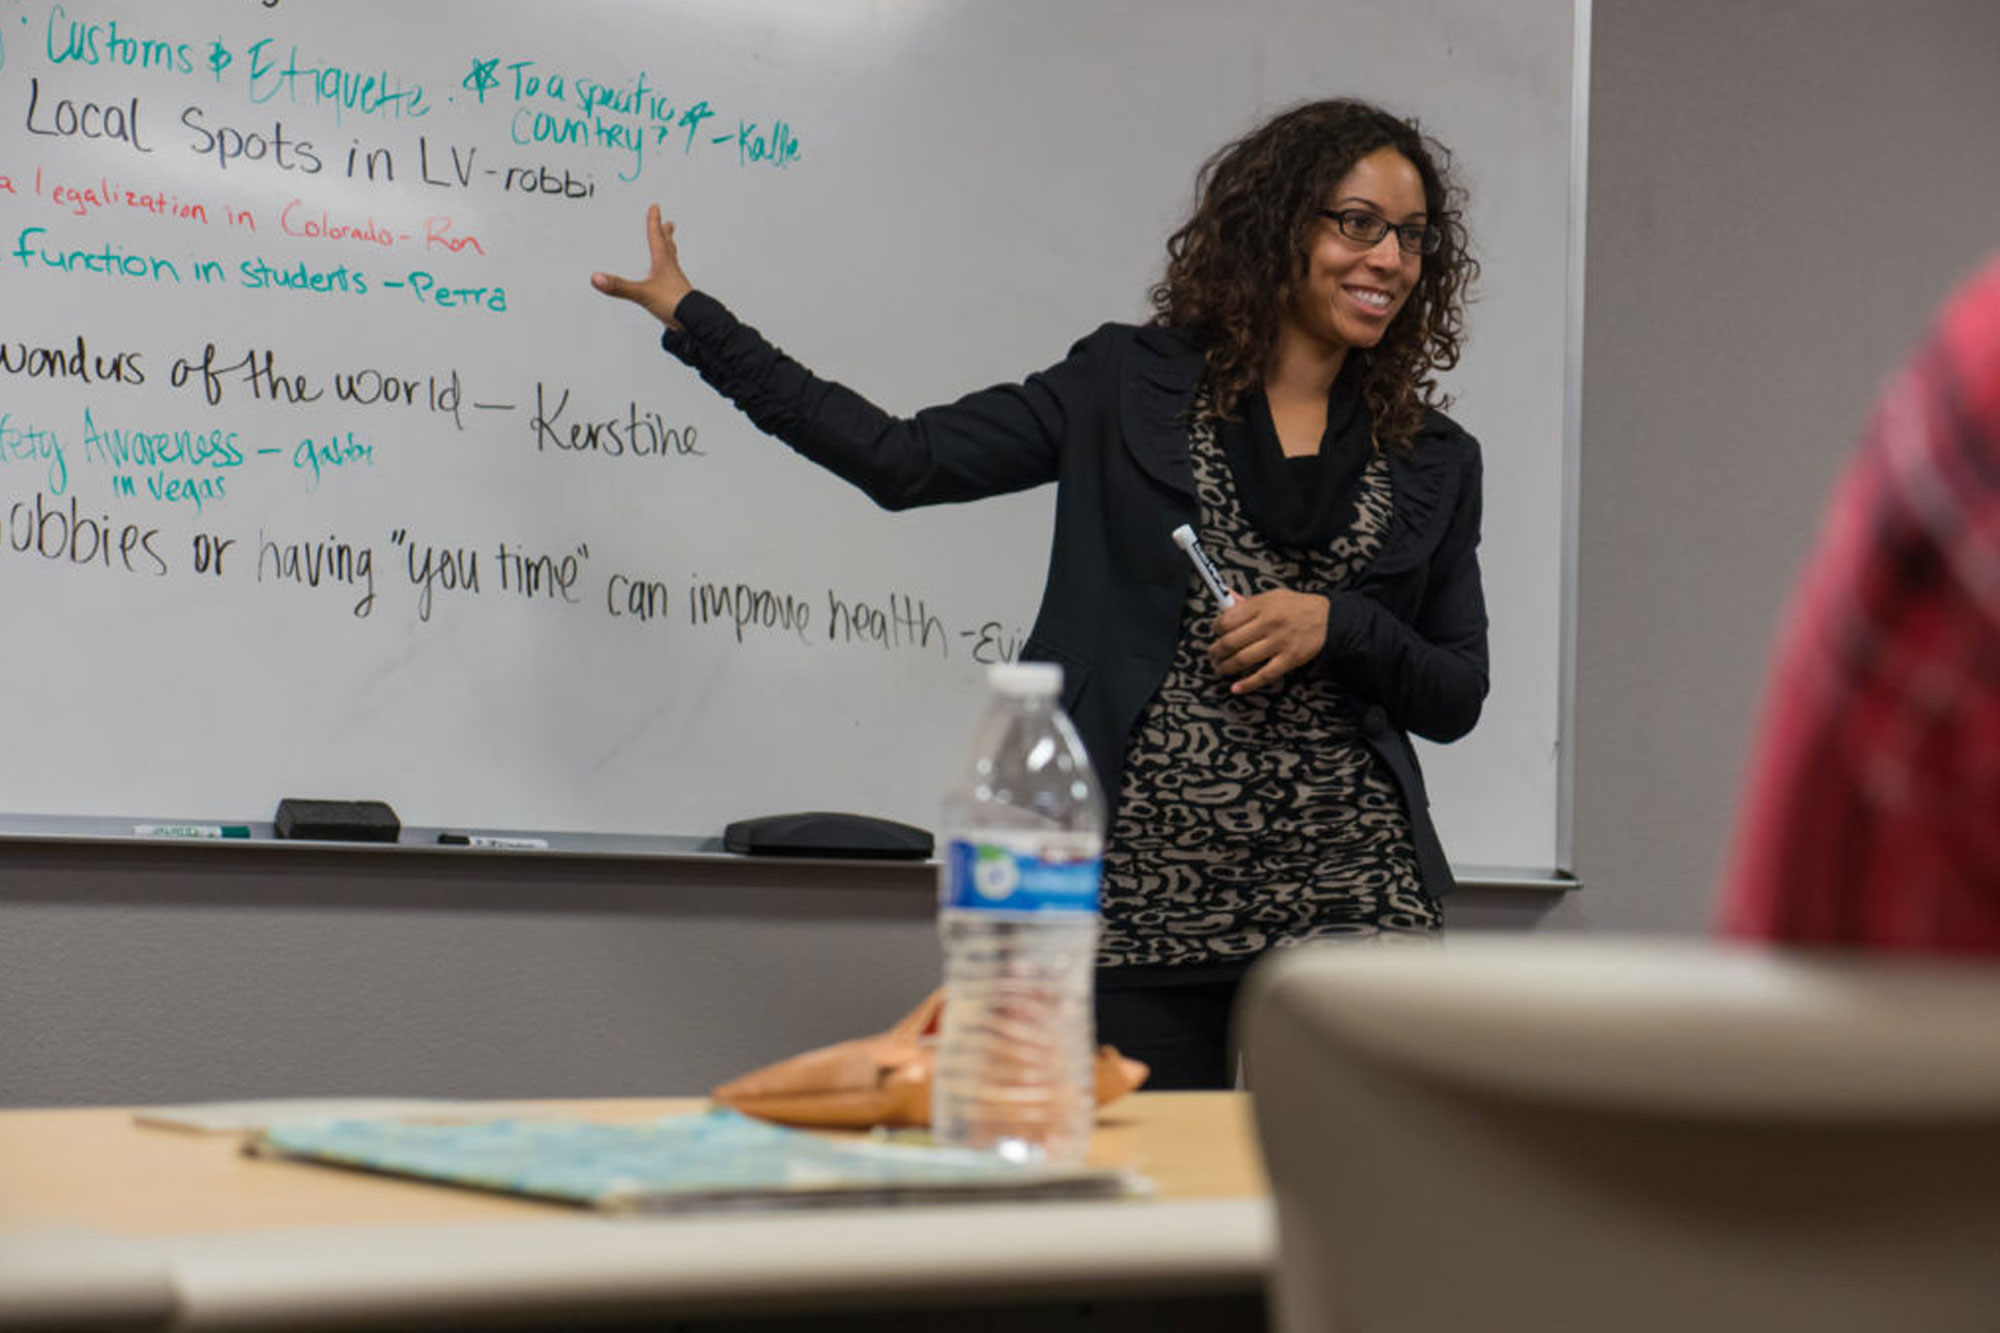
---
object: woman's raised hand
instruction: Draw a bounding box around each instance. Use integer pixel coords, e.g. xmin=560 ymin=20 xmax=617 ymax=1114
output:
xmin=590 ymin=204 xmax=695 ymax=330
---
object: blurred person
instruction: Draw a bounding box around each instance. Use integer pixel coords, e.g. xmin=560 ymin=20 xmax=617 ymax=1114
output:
xmin=1718 ymin=252 xmax=2000 ymax=952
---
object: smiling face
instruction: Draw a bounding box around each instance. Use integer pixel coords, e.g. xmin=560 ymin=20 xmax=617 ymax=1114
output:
xmin=1281 ymin=146 xmax=1430 ymax=360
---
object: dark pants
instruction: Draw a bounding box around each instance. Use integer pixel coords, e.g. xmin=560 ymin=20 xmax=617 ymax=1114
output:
xmin=1094 ymin=970 xmax=1248 ymax=1091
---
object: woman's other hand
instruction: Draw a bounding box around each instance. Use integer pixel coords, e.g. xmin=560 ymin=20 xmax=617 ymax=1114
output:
xmin=590 ymin=204 xmax=695 ymax=330
xmin=1207 ymin=589 xmax=1330 ymax=693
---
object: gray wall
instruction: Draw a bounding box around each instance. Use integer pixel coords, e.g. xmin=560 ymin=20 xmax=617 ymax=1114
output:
xmin=7 ymin=0 xmax=2000 ymax=1105
xmin=1569 ymin=0 xmax=2000 ymax=934
xmin=0 ymin=843 xmax=946 ymax=1106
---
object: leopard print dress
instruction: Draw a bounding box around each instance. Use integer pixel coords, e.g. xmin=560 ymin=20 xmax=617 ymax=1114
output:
xmin=1097 ymin=392 xmax=1440 ymax=969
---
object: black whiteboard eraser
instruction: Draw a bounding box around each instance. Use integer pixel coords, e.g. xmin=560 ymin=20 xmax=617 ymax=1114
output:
xmin=723 ymin=812 xmax=932 ymax=860
xmin=273 ymin=798 xmax=402 ymax=843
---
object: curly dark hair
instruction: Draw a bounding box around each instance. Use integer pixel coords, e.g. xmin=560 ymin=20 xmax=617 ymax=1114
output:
xmin=1149 ymin=98 xmax=1477 ymax=447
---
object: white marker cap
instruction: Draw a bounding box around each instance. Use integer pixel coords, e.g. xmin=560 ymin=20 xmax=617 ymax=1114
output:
xmin=988 ymin=662 xmax=1063 ymax=697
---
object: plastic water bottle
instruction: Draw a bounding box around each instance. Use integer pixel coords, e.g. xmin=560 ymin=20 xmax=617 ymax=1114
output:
xmin=934 ymin=661 xmax=1106 ymax=1167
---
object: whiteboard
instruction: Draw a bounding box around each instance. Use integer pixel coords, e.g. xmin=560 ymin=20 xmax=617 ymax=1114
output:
xmin=0 ymin=0 xmax=1579 ymax=872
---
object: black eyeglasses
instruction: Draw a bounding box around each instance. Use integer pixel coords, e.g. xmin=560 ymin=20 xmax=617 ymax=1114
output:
xmin=1318 ymin=209 xmax=1442 ymax=257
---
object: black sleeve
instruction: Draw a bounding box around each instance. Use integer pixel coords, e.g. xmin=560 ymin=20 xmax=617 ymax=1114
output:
xmin=1316 ymin=437 xmax=1489 ymax=742
xmin=662 ymin=291 xmax=1105 ymax=511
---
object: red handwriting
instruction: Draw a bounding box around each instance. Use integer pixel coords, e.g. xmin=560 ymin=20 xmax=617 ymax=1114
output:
xmin=424 ymin=216 xmax=484 ymax=255
xmin=29 ymin=167 xmax=216 ymax=224
xmin=279 ymin=199 xmax=396 ymax=248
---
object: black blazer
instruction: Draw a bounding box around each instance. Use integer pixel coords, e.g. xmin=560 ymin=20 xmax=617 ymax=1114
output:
xmin=663 ymin=292 xmax=1489 ymax=897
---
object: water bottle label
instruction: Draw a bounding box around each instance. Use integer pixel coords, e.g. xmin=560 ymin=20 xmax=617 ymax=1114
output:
xmin=943 ymin=838 xmax=1100 ymax=914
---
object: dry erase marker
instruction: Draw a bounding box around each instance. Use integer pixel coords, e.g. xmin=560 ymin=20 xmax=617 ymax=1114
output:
xmin=438 ymin=833 xmax=550 ymax=850
xmin=1171 ymin=524 xmax=1238 ymax=609
xmin=134 ymin=823 xmax=251 ymax=839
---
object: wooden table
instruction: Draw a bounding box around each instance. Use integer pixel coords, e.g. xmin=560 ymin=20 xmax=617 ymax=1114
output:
xmin=0 ymin=1092 xmax=1272 ymax=1330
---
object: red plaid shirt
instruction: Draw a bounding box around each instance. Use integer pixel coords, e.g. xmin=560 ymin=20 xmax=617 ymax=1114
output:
xmin=1718 ymin=253 xmax=2000 ymax=954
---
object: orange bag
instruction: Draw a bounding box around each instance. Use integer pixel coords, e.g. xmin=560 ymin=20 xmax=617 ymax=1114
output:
xmin=710 ymin=989 xmax=1149 ymax=1130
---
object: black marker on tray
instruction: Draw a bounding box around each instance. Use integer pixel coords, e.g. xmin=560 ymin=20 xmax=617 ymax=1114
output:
xmin=438 ymin=833 xmax=549 ymax=850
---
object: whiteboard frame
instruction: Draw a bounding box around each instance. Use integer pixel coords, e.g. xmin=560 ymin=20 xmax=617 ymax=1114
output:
xmin=0 ymin=0 xmax=1590 ymax=883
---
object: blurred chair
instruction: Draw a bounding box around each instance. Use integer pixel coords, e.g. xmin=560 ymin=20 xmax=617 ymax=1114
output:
xmin=1239 ymin=935 xmax=2000 ymax=1333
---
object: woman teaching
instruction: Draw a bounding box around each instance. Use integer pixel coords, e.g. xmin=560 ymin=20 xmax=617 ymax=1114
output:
xmin=592 ymin=98 xmax=1488 ymax=1090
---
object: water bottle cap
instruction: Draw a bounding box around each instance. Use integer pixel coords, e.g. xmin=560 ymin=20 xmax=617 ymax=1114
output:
xmin=988 ymin=662 xmax=1063 ymax=697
